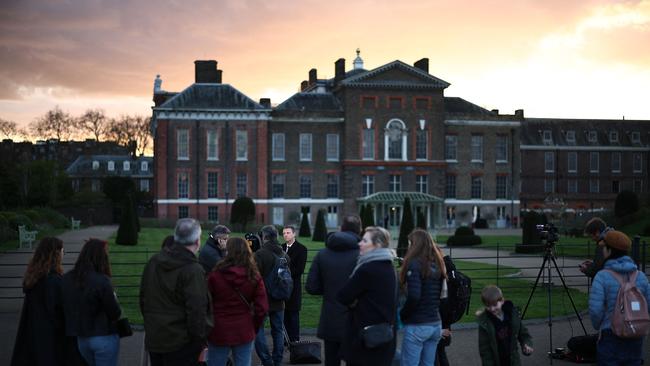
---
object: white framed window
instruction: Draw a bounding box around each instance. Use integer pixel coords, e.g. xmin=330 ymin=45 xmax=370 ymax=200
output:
xmin=471 ymin=135 xmax=483 ymax=162
xmin=566 ymin=130 xmax=576 ymax=144
xmin=236 ymin=173 xmax=247 ymax=197
xmin=416 ymin=175 xmax=428 ymax=194
xmin=140 ymin=179 xmax=150 ymax=192
xmin=177 ymin=128 xmax=189 ymax=160
xmin=326 ymin=174 xmax=339 ymax=198
xmin=471 ymin=176 xmax=482 ymax=199
xmin=631 ymin=131 xmax=641 ymax=144
xmin=92 ymin=161 xmax=99 ymax=170
xmin=362 ymin=128 xmax=375 ymax=160
xmin=416 ymin=130 xmax=427 ymax=160
xmin=299 ymin=175 xmax=312 ymax=198
xmin=495 ymin=135 xmax=508 ymax=162
xmin=385 ymin=119 xmax=406 ymax=160
xmin=178 ymin=172 xmax=189 ymax=198
xmin=107 ymin=161 xmax=115 ymax=171
xmin=611 ymin=152 xmax=621 ymax=173
xmin=568 ymin=179 xmax=578 ymax=194
xmin=178 ymin=206 xmax=189 ymax=219
xmin=389 ymin=175 xmax=401 ymax=192
xmin=544 ymin=179 xmax=555 ymax=193
xmin=543 ymin=130 xmax=553 ymax=145
xmin=588 ymin=130 xmax=597 ymax=143
xmin=589 ymin=179 xmax=599 ymax=193
xmin=633 ymin=153 xmax=643 ymax=173
xmin=567 ymin=152 xmax=577 ymax=173
xmin=141 ymin=161 xmax=148 ymax=171
xmin=445 ymin=175 xmax=456 ymax=199
xmin=272 ymin=174 xmax=285 ymax=198
xmin=590 ymin=152 xmax=599 ymax=173
xmin=299 ymin=133 xmax=312 ymax=161
xmin=272 ymin=133 xmax=285 ymax=161
xmin=123 ymin=161 xmax=130 ymax=171
xmin=207 ymin=172 xmax=218 ymax=198
xmin=445 ymin=135 xmax=457 ymax=161
xmin=326 ymin=206 xmax=338 ymax=228
xmin=544 ymin=152 xmax=554 ymax=172
xmin=272 ymin=207 xmax=284 ymax=226
xmin=326 ymin=134 xmax=339 ymax=161
xmin=496 ymin=175 xmax=507 ymax=199
xmin=609 ymin=131 xmax=618 ymax=143
xmin=207 ymin=129 xmax=219 ymax=160
xmin=362 ymin=175 xmax=375 ymax=197
xmin=236 ymin=130 xmax=248 ymax=161
xmin=208 ymin=207 xmax=219 ymax=222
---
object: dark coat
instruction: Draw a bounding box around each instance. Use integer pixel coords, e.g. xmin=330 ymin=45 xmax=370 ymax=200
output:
xmin=400 ymin=259 xmax=443 ymax=325
xmin=207 ymin=266 xmax=269 ymax=346
xmin=477 ymin=301 xmax=532 ymax=366
xmin=199 ymin=237 xmax=225 ymax=273
xmin=282 ymin=240 xmax=308 ymax=311
xmin=305 ymin=230 xmax=360 ymax=341
xmin=254 ymin=240 xmax=290 ymax=313
xmin=140 ymin=243 xmax=211 ymax=353
xmin=62 ymin=269 xmax=121 ymax=338
xmin=337 ymin=260 xmax=397 ymax=366
xmin=11 ymin=272 xmax=66 ymax=366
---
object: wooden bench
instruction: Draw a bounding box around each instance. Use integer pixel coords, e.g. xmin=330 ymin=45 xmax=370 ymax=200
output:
xmin=18 ymin=225 xmax=38 ymax=250
xmin=71 ymin=217 xmax=81 ymax=230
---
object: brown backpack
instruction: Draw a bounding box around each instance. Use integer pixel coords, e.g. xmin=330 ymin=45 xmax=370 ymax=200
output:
xmin=604 ymin=269 xmax=650 ymax=338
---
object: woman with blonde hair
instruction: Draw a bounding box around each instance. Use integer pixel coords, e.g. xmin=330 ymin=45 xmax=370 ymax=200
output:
xmin=399 ymin=229 xmax=447 ymax=366
xmin=11 ymin=237 xmax=66 ymax=366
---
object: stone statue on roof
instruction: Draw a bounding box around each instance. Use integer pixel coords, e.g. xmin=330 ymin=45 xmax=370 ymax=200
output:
xmin=154 ymin=74 xmax=163 ymax=93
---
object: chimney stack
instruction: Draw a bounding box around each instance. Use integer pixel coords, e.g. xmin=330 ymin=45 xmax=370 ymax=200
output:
xmin=414 ymin=58 xmax=429 ymax=73
xmin=491 ymin=109 xmax=499 ymax=115
xmin=515 ymin=109 xmax=525 ymax=119
xmin=194 ymin=60 xmax=221 ymax=83
xmin=300 ymin=80 xmax=309 ymax=91
xmin=259 ymin=98 xmax=271 ymax=108
xmin=334 ymin=58 xmax=345 ymax=84
xmin=309 ymin=68 xmax=318 ymax=85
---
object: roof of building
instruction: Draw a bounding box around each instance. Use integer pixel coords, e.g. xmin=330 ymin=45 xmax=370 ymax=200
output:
xmin=157 ymin=84 xmax=266 ymax=110
xmin=275 ymin=92 xmax=343 ymax=111
xmin=521 ymin=118 xmax=648 ymax=147
xmin=357 ymin=191 xmax=444 ymax=203
xmin=444 ymin=97 xmax=497 ymax=117
xmin=66 ymin=155 xmax=154 ymax=178
xmin=341 ymin=60 xmax=451 ymax=89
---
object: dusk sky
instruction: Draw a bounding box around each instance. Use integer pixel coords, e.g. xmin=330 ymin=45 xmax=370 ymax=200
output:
xmin=2 ymin=0 xmax=650 ymax=136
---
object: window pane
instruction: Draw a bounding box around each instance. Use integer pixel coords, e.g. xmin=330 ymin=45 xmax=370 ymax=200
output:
xmin=300 ymin=134 xmax=312 ymax=161
xmin=177 ymin=129 xmax=189 ymax=159
xmin=611 ymin=152 xmax=621 ymax=172
xmin=326 ymin=174 xmax=339 ymax=198
xmin=545 ymin=152 xmax=555 ymax=172
xmin=272 ymin=133 xmax=285 ymax=161
xmin=471 ymin=177 xmax=482 ymax=199
xmin=326 ymin=134 xmax=339 ymax=161
xmin=389 ymin=175 xmax=402 ymax=192
xmin=445 ymin=135 xmax=457 ymax=160
xmin=208 ymin=207 xmax=218 ymax=222
xmin=178 ymin=172 xmax=189 ymax=198
xmin=237 ymin=173 xmax=247 ymax=197
xmin=416 ymin=175 xmax=428 ymax=193
xmin=544 ymin=179 xmax=555 ymax=193
xmin=236 ymin=130 xmax=248 ymax=160
xmin=300 ymin=175 xmax=312 ymax=198
xmin=496 ymin=135 xmax=508 ymax=162
xmin=362 ymin=129 xmax=375 ymax=159
xmin=590 ymin=152 xmax=599 ymax=172
xmin=633 ymin=153 xmax=642 ymax=172
xmin=471 ymin=135 xmax=483 ymax=161
xmin=272 ymin=207 xmax=284 ymax=225
xmin=496 ymin=176 xmax=507 ymax=199
xmin=568 ymin=179 xmax=578 ymax=193
xmin=445 ymin=175 xmax=456 ymax=198
xmin=207 ymin=130 xmax=218 ymax=160
xmin=416 ymin=130 xmax=427 ymax=160
xmin=207 ymin=172 xmax=218 ymax=198
xmin=387 ymin=121 xmax=403 ymax=159
xmin=272 ymin=174 xmax=285 ymax=198
xmin=140 ymin=179 xmax=150 ymax=192
xmin=178 ymin=206 xmax=188 ymax=219
xmin=568 ymin=152 xmax=577 ymax=173
xmin=590 ymin=179 xmax=599 ymax=193
xmin=362 ymin=175 xmax=375 ymax=197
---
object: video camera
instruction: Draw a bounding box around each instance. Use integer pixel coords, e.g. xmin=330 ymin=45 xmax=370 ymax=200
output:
xmin=536 ymin=223 xmax=559 ymax=245
xmin=244 ymin=232 xmax=262 ymax=252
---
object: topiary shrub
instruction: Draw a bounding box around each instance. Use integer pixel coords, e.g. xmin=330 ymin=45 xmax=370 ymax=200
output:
xmin=615 ymin=190 xmax=639 ymax=218
xmin=116 ymin=194 xmax=138 ymax=246
xmin=455 ymin=226 xmax=475 ymax=236
xmin=312 ymin=209 xmax=327 ymax=242
xmin=397 ymin=197 xmax=415 ymax=257
xmin=299 ymin=206 xmax=311 ymax=237
xmin=474 ymin=218 xmax=488 ymax=229
xmin=643 ymin=223 xmax=650 ymax=237
xmin=446 ymin=226 xmax=482 ymax=246
xmin=230 ymin=196 xmax=256 ymax=232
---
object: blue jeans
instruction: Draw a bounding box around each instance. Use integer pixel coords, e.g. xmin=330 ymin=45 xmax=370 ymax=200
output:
xmin=597 ymin=329 xmax=644 ymax=366
xmin=77 ymin=334 xmax=120 ymax=366
xmin=208 ymin=341 xmax=253 ymax=366
xmin=254 ymin=311 xmax=284 ymax=366
xmin=400 ymin=322 xmax=442 ymax=366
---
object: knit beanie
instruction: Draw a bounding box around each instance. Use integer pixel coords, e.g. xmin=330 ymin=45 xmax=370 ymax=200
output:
xmin=603 ymin=230 xmax=631 ymax=252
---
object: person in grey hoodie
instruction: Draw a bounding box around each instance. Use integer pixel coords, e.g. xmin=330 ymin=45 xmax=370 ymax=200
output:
xmin=306 ymin=215 xmax=362 ymax=366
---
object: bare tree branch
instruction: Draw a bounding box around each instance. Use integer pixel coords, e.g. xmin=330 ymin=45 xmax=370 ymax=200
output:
xmin=0 ymin=118 xmax=18 ymax=139
xmin=77 ymin=108 xmax=109 ymax=141
xmin=132 ymin=115 xmax=152 ymax=156
xmin=30 ymin=106 xmax=74 ymax=141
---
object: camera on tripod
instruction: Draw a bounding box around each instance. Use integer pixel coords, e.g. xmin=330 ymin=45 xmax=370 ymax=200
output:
xmin=536 ymin=223 xmax=559 ymax=245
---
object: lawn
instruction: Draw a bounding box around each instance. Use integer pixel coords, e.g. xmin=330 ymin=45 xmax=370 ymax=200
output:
xmin=110 ymin=227 xmax=589 ymax=327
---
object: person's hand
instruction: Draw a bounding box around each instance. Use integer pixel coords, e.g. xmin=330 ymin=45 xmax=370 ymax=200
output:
xmin=579 ymin=260 xmax=592 ymax=274
xmin=522 ymin=344 xmax=533 ymax=355
xmin=442 ymin=328 xmax=451 ymax=338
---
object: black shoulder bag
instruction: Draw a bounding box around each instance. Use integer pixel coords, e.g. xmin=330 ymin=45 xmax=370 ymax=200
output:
xmin=359 ymin=269 xmax=399 ymax=348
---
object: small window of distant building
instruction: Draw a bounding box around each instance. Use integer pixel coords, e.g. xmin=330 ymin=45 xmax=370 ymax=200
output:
xmin=361 ymin=96 xmax=377 ymax=109
xmin=388 ymin=97 xmax=403 ymax=109
xmin=92 ymin=161 xmax=99 ymax=170
xmin=107 ymin=161 xmax=115 ymax=171
xmin=140 ymin=179 xmax=150 ymax=192
xmin=123 ymin=161 xmax=130 ymax=171
xmin=414 ymin=97 xmax=429 ymax=110
xmin=565 ymin=131 xmax=575 ymax=144
xmin=588 ymin=130 xmax=597 ymax=143
xmin=543 ymin=130 xmax=553 ymax=144
xmin=141 ymin=161 xmax=148 ymax=171
xmin=631 ymin=131 xmax=641 ymax=144
xmin=178 ymin=206 xmax=189 ymax=219
xmin=633 ymin=153 xmax=643 ymax=173
xmin=609 ymin=131 xmax=618 ymax=143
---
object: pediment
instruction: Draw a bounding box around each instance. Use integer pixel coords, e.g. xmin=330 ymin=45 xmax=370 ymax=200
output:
xmin=341 ymin=60 xmax=450 ymax=89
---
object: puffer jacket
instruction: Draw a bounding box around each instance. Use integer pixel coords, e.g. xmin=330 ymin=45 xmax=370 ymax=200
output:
xmin=589 ymin=255 xmax=650 ymax=331
xmin=476 ymin=301 xmax=532 ymax=366
xmin=400 ymin=259 xmax=443 ymax=324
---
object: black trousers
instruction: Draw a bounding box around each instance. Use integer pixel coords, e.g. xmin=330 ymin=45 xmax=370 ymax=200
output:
xmin=284 ymin=309 xmax=300 ymax=341
xmin=324 ymin=340 xmax=342 ymax=366
xmin=149 ymin=341 xmax=203 ymax=366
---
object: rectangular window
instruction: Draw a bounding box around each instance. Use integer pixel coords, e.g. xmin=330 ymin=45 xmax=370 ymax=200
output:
xmin=178 ymin=206 xmax=189 ymax=219
xmin=567 ymin=179 xmax=578 ymax=194
xmin=207 ymin=172 xmax=218 ymax=198
xmin=543 ymin=130 xmax=553 ymax=144
xmin=496 ymin=176 xmax=507 ymax=199
xmin=107 ymin=161 xmax=115 ymax=171
xmin=123 ymin=161 xmax=130 ymax=171
xmin=299 ymin=175 xmax=312 ymax=198
xmin=471 ymin=135 xmax=483 ymax=162
xmin=236 ymin=130 xmax=248 ymax=160
xmin=416 ymin=175 xmax=428 ymax=194
xmin=568 ymin=152 xmax=577 ymax=173
xmin=91 ymin=179 xmax=100 ymax=192
xmin=588 ymin=130 xmax=597 ymax=143
xmin=445 ymin=175 xmax=456 ymax=199
xmin=362 ymin=129 xmax=375 ymax=160
xmin=545 ymin=152 xmax=555 ymax=172
xmin=177 ymin=129 xmax=189 ymax=160
xmin=272 ymin=133 xmax=285 ymax=161
xmin=326 ymin=174 xmax=339 ymax=198
xmin=609 ymin=131 xmax=618 ymax=143
xmin=326 ymin=206 xmax=338 ymax=228
xmin=388 ymin=97 xmax=403 ymax=109
xmin=178 ymin=172 xmax=189 ymax=199
xmin=590 ymin=152 xmax=599 ymax=173
xmin=634 ymin=179 xmax=643 ymax=193
xmin=633 ymin=153 xmax=642 ymax=173
xmin=544 ymin=179 xmax=555 ymax=193
xmin=415 ymin=97 xmax=429 ymax=109
xmin=416 ymin=130 xmax=427 ymax=160
xmin=389 ymin=175 xmax=401 ymax=192
xmin=495 ymin=135 xmax=508 ymax=162
xmin=272 ymin=174 xmax=285 ymax=198
xmin=445 ymin=135 xmax=457 ymax=161
xmin=566 ymin=130 xmax=576 ymax=144
xmin=611 ymin=152 xmax=621 ymax=173
xmin=471 ymin=176 xmax=482 ymax=199
xmin=362 ymin=175 xmax=375 ymax=197
xmin=299 ymin=133 xmax=312 ymax=161
xmin=140 ymin=179 xmax=150 ymax=192
xmin=362 ymin=96 xmax=376 ymax=109
xmin=236 ymin=173 xmax=247 ymax=197
xmin=590 ymin=179 xmax=599 ymax=193
xmin=272 ymin=207 xmax=284 ymax=225
xmin=207 ymin=129 xmax=218 ymax=160
xmin=326 ymin=134 xmax=339 ymax=161
xmin=612 ymin=180 xmax=620 ymax=193
xmin=208 ymin=207 xmax=218 ymax=222
xmin=141 ymin=161 xmax=148 ymax=171
xmin=632 ymin=131 xmax=641 ymax=144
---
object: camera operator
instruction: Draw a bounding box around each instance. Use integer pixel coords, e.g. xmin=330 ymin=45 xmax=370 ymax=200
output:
xmin=579 ymin=217 xmax=613 ymax=278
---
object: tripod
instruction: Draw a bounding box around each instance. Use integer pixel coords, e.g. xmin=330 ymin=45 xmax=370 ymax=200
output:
xmin=521 ymin=241 xmax=587 ymax=364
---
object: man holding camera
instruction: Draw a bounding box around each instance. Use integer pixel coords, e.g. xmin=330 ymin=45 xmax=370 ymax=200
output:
xmin=579 ymin=217 xmax=612 ymax=278
xmin=199 ymin=225 xmax=231 ymax=273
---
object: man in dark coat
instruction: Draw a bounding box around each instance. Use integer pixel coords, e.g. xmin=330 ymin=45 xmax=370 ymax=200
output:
xmin=254 ymin=225 xmax=291 ymax=366
xmin=198 ymin=224 xmax=230 ymax=273
xmin=282 ymin=225 xmax=308 ymax=342
xmin=579 ymin=217 xmax=612 ymax=278
xmin=306 ymin=215 xmax=361 ymax=366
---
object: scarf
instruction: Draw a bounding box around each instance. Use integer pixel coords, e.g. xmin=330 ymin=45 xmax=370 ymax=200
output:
xmin=350 ymin=247 xmax=396 ymax=277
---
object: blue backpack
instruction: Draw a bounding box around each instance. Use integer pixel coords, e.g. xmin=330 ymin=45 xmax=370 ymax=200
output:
xmin=264 ymin=253 xmax=293 ymax=301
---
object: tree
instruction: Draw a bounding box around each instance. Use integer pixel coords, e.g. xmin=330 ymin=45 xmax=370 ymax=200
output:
xmin=615 ymin=190 xmax=639 ymax=218
xmin=416 ymin=209 xmax=427 ymax=230
xmin=30 ymin=106 xmax=74 ymax=141
xmin=106 ymin=115 xmax=137 ymax=146
xmin=230 ymin=196 xmax=256 ymax=231
xmin=299 ymin=206 xmax=311 ymax=237
xmin=312 ymin=209 xmax=327 ymax=242
xmin=116 ymin=193 xmax=138 ymax=246
xmin=0 ymin=118 xmax=18 ymax=139
xmin=77 ymin=109 xmax=109 ymax=141
xmin=133 ymin=115 xmax=152 ymax=155
xmin=397 ymin=197 xmax=415 ymax=257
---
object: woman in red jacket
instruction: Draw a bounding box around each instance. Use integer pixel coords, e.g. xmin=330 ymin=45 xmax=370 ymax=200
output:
xmin=207 ymin=237 xmax=269 ymax=366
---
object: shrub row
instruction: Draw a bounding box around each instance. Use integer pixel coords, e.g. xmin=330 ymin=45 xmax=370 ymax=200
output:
xmin=0 ymin=208 xmax=69 ymax=244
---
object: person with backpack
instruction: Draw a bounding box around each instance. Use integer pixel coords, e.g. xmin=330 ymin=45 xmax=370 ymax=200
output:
xmin=588 ymin=230 xmax=650 ymax=365
xmin=254 ymin=225 xmax=292 ymax=366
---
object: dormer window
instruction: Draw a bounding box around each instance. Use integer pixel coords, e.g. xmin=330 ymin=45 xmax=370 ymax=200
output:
xmin=141 ymin=161 xmax=148 ymax=171
xmin=92 ymin=161 xmax=99 ymax=170
xmin=588 ymin=130 xmax=597 ymax=143
xmin=631 ymin=131 xmax=641 ymax=144
xmin=609 ymin=131 xmax=618 ymax=143
xmin=542 ymin=130 xmax=553 ymax=145
xmin=123 ymin=161 xmax=130 ymax=171
xmin=107 ymin=161 xmax=115 ymax=171
xmin=565 ymin=130 xmax=576 ymax=144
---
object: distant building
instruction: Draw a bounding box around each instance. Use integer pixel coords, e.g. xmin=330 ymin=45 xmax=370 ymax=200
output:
xmin=0 ymin=138 xmax=129 ymax=168
xmin=66 ymin=155 xmax=154 ymax=194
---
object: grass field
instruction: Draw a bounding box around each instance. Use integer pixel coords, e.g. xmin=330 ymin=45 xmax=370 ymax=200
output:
xmin=110 ymin=228 xmax=589 ymax=327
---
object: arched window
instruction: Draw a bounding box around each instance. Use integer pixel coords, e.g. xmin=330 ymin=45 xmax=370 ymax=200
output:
xmin=384 ymin=119 xmax=406 ymax=160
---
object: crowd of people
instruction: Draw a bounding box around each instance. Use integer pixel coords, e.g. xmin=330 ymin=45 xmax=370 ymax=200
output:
xmin=9 ymin=215 xmax=650 ymax=366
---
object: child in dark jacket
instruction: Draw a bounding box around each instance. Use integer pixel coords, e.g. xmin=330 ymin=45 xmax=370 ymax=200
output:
xmin=476 ymin=285 xmax=533 ymax=366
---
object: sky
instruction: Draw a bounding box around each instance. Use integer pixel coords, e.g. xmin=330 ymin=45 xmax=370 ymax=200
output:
xmin=1 ymin=0 xmax=650 ymax=138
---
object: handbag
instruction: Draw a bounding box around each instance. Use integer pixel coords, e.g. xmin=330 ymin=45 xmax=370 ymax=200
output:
xmin=360 ymin=322 xmax=394 ymax=348
xmin=116 ymin=317 xmax=133 ymax=338
xmin=283 ymin=326 xmax=321 ymax=364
